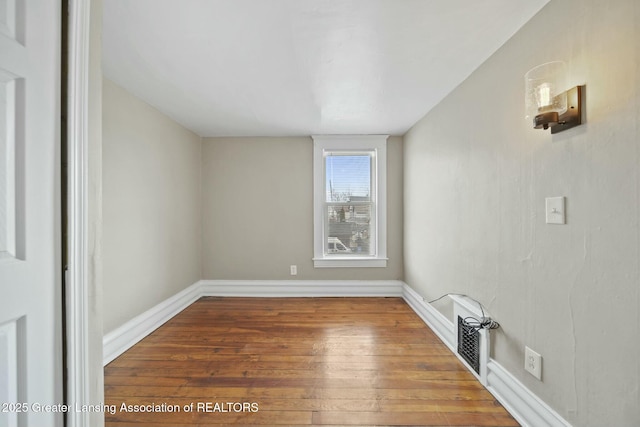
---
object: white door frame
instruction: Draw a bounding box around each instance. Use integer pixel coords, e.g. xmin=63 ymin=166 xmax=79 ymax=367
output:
xmin=67 ymin=0 xmax=98 ymax=426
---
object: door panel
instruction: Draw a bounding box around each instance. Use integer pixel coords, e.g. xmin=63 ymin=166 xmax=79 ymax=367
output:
xmin=0 ymin=70 xmax=22 ymax=261
xmin=0 ymin=1 xmax=62 ymax=426
xmin=0 ymin=0 xmax=23 ymax=44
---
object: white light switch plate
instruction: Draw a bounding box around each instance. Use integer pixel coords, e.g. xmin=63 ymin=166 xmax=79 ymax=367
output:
xmin=545 ymin=196 xmax=565 ymax=224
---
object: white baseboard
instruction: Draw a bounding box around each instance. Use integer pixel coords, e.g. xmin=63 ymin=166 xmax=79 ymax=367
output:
xmin=199 ymin=279 xmax=404 ymax=297
xmin=487 ymin=361 xmax=572 ymax=427
xmin=401 ymin=284 xmax=455 ymax=351
xmin=103 ymin=279 xmax=403 ymax=365
xmin=102 ymin=282 xmax=201 ymax=365
xmin=400 ymin=285 xmax=572 ymax=427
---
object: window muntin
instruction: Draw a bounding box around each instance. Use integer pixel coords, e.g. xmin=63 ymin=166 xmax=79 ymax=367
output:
xmin=313 ymin=135 xmax=387 ymax=268
xmin=324 ymin=152 xmax=375 ymax=257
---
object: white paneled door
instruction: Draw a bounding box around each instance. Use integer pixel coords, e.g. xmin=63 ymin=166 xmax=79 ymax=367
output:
xmin=0 ymin=1 xmax=62 ymax=426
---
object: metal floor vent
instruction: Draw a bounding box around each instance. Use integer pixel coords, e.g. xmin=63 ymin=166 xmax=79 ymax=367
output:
xmin=457 ymin=316 xmax=480 ymax=374
xmin=451 ymin=295 xmax=490 ymax=385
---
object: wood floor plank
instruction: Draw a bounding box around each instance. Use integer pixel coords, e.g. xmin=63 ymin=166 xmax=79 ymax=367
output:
xmin=104 ymin=297 xmax=519 ymax=426
xmin=105 ymin=367 xmax=476 ymax=382
xmin=105 ymin=396 xmax=509 ymax=413
xmin=106 ymin=358 xmax=469 ymax=373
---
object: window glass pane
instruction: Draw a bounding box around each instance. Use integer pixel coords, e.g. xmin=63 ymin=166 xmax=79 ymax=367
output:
xmin=326 ymin=204 xmax=371 ymax=255
xmin=313 ymin=136 xmax=387 ymax=266
xmin=325 ymin=155 xmax=371 ymax=202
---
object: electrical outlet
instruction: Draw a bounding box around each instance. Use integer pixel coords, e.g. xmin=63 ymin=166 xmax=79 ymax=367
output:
xmin=290 ymin=265 xmax=297 ymax=276
xmin=525 ymin=346 xmax=542 ymax=380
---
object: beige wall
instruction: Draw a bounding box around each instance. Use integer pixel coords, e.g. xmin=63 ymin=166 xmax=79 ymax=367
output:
xmin=403 ymin=0 xmax=639 ymax=425
xmin=101 ymin=82 xmax=403 ymax=331
xmin=201 ymin=136 xmax=403 ymax=280
xmin=88 ymin=1 xmax=105 ymax=424
xmin=102 ymin=78 xmax=202 ymax=334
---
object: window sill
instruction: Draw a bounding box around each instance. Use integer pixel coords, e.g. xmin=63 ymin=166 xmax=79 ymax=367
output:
xmin=313 ymin=257 xmax=388 ymax=268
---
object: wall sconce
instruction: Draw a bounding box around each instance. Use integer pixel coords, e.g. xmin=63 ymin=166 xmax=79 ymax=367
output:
xmin=525 ymin=61 xmax=583 ymax=134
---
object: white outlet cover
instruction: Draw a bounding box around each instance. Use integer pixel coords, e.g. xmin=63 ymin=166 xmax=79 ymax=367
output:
xmin=545 ymin=196 xmax=565 ymax=224
xmin=525 ymin=346 xmax=542 ymax=380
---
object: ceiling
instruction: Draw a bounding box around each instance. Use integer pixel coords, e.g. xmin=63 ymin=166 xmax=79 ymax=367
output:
xmin=102 ymin=0 xmax=549 ymax=137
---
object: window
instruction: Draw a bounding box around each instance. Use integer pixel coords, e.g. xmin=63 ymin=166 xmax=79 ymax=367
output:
xmin=313 ymin=135 xmax=388 ymax=268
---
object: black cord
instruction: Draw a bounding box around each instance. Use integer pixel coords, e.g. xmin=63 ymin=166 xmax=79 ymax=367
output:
xmin=427 ymin=293 xmax=500 ymax=332
xmin=462 ymin=316 xmax=500 ymax=334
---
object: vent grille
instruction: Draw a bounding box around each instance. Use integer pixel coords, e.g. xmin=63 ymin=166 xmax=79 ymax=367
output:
xmin=457 ymin=316 xmax=480 ymax=374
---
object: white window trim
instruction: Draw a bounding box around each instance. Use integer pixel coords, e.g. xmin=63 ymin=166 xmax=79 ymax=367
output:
xmin=312 ymin=135 xmax=388 ymax=268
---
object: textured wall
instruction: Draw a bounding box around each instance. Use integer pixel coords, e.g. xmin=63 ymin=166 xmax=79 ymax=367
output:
xmin=88 ymin=1 xmax=105 ymax=424
xmin=403 ymin=0 xmax=639 ymax=425
xmin=102 ymin=78 xmax=202 ymax=334
xmin=201 ymin=136 xmax=404 ymax=280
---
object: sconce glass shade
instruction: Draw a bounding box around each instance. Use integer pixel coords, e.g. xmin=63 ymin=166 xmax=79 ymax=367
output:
xmin=525 ymin=61 xmax=568 ymax=129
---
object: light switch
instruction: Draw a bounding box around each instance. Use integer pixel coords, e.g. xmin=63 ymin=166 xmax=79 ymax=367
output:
xmin=545 ymin=197 xmax=565 ymax=224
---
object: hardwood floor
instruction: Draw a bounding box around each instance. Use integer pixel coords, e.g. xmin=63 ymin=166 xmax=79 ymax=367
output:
xmin=104 ymin=297 xmax=519 ymax=426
